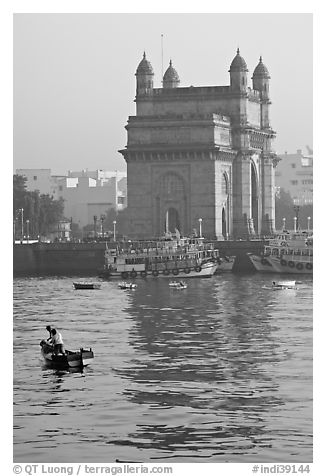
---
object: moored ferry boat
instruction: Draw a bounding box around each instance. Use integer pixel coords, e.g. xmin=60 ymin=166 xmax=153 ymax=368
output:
xmin=247 ymin=231 xmax=313 ymax=274
xmin=99 ymin=235 xmax=233 ymax=279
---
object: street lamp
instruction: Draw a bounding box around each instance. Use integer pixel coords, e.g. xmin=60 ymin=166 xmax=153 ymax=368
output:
xmin=93 ymin=215 xmax=98 ymax=239
xmin=26 ymin=220 xmax=30 ymax=243
xmin=307 ymin=216 xmax=311 ymax=232
xmin=20 ymin=208 xmax=24 ymax=240
xmin=294 ymin=216 xmax=297 ymax=232
xmin=293 ymin=205 xmax=300 ymax=231
xmin=198 ymin=218 xmax=203 ymax=238
xmin=100 ymin=214 xmax=106 ymax=237
xmin=282 ymin=217 xmax=286 ymax=231
xmin=113 ymin=220 xmax=116 ymax=242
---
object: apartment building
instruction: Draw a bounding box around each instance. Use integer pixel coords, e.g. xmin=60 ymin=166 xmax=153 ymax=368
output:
xmin=275 ymin=148 xmax=313 ymax=205
xmin=57 ymin=172 xmax=127 ymax=227
xmin=15 ymin=168 xmax=65 ymax=198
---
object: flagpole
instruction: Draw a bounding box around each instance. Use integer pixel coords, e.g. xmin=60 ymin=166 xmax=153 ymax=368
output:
xmin=161 ymin=34 xmax=164 ymax=83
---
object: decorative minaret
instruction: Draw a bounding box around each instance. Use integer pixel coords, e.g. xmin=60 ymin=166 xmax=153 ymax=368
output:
xmin=252 ymin=56 xmax=275 ymax=234
xmin=252 ymin=56 xmax=270 ymax=98
xmin=135 ymin=52 xmax=154 ymax=96
xmin=163 ymin=60 xmax=180 ymax=88
xmin=229 ymin=48 xmax=248 ymax=92
xmin=252 ymin=56 xmax=271 ymax=129
xmin=229 ymin=49 xmax=252 ymax=237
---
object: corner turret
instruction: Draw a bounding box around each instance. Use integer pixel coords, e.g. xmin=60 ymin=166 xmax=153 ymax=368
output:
xmin=252 ymin=56 xmax=270 ymax=100
xmin=135 ymin=52 xmax=154 ymax=96
xmin=252 ymin=56 xmax=271 ymax=128
xmin=163 ymin=60 xmax=180 ymax=88
xmin=229 ymin=48 xmax=248 ymax=92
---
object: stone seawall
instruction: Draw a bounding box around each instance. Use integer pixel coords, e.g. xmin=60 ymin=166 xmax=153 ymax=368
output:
xmin=13 ymin=240 xmax=264 ymax=276
xmin=13 ymin=242 xmax=106 ymax=276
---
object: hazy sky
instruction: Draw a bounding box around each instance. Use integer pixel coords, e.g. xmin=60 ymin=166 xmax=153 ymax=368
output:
xmin=13 ymin=13 xmax=313 ymax=175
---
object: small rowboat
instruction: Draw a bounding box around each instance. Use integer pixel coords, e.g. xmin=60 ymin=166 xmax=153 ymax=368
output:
xmin=40 ymin=340 xmax=94 ymax=368
xmin=169 ymin=281 xmax=181 ymax=287
xmin=73 ymin=282 xmax=101 ymax=290
xmin=169 ymin=281 xmax=188 ymax=289
xmin=118 ymin=282 xmax=137 ymax=289
xmin=271 ymin=280 xmax=297 ymax=290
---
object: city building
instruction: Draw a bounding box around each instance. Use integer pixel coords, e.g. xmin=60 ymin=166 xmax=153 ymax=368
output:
xmin=56 ymin=171 xmax=127 ymax=228
xmin=275 ymin=148 xmax=313 ymax=205
xmin=67 ymin=169 xmax=126 ymax=182
xmin=48 ymin=219 xmax=72 ymax=242
xmin=15 ymin=168 xmax=64 ymax=198
xmin=15 ymin=168 xmax=127 ymax=228
xmin=119 ymin=50 xmax=277 ymax=239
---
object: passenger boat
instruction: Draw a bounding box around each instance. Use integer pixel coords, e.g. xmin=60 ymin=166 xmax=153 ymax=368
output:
xmin=99 ymin=234 xmax=234 ymax=280
xmin=40 ymin=340 xmax=94 ymax=368
xmin=73 ymin=282 xmax=101 ymax=290
xmin=247 ymin=231 xmax=313 ymax=274
xmin=118 ymin=282 xmax=137 ymax=289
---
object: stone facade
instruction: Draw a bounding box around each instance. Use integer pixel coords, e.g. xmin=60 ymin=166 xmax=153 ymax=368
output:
xmin=119 ymin=51 xmax=277 ymax=239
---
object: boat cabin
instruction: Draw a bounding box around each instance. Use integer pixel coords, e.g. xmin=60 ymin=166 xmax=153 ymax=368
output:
xmin=268 ymin=231 xmax=313 ymax=249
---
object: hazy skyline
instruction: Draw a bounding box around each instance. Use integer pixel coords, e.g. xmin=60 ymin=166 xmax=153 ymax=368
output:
xmin=13 ymin=13 xmax=313 ymax=175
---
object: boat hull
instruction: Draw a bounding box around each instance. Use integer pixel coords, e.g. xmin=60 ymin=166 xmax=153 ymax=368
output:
xmin=215 ymin=257 xmax=235 ymax=272
xmin=247 ymin=253 xmax=313 ymax=274
xmin=100 ymin=261 xmax=218 ymax=279
xmin=73 ymin=282 xmax=101 ymax=290
xmin=40 ymin=341 xmax=94 ymax=368
xmin=169 ymin=284 xmax=187 ymax=289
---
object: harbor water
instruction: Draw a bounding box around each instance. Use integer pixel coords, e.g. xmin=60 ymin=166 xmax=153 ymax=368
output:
xmin=13 ymin=274 xmax=313 ymax=463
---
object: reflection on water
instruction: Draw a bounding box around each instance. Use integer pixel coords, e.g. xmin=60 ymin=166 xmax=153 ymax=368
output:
xmin=13 ymin=274 xmax=312 ymax=462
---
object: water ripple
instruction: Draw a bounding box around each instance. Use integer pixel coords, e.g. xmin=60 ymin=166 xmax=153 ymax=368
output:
xmin=13 ymin=274 xmax=312 ymax=462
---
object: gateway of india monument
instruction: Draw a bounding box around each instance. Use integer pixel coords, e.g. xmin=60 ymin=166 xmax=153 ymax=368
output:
xmin=119 ymin=49 xmax=278 ymax=239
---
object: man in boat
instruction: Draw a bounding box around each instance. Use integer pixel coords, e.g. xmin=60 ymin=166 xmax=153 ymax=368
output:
xmin=46 ymin=325 xmax=52 ymax=342
xmin=50 ymin=328 xmax=65 ymax=355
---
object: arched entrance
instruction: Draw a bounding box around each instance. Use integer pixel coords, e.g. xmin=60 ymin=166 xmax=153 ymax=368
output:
xmin=251 ymin=163 xmax=259 ymax=234
xmin=222 ymin=207 xmax=227 ymax=238
xmin=165 ymin=207 xmax=180 ymax=234
xmin=155 ymin=172 xmax=187 ymax=235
